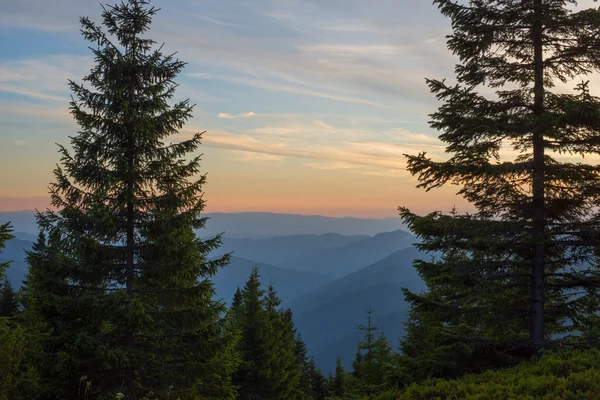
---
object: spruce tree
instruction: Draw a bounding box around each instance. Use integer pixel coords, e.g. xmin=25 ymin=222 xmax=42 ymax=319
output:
xmin=306 ymin=357 xmax=327 ymax=400
xmin=231 ymin=286 xmax=243 ymax=310
xmin=0 ymin=278 xmax=18 ymax=317
xmin=0 ymin=223 xmax=14 ymax=278
xmin=232 ymin=267 xmax=268 ymax=399
xmin=350 ymin=306 xmax=391 ymax=397
xmin=233 ymin=269 xmax=303 ymax=399
xmin=294 ymin=333 xmax=312 ymax=398
xmin=277 ymin=307 xmax=303 ymax=399
xmin=0 ymin=225 xmax=42 ymax=400
xmin=399 ymin=0 xmax=600 ymax=376
xmin=29 ymin=1 xmax=235 ymax=398
xmin=331 ymin=356 xmax=346 ymax=398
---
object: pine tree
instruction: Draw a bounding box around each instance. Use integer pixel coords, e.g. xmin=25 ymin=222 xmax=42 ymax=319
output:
xmin=306 ymin=357 xmax=327 ymax=400
xmin=351 ymin=306 xmax=391 ymax=397
xmin=331 ymin=356 xmax=346 ymax=398
xmin=0 ymin=223 xmax=14 ymax=279
xmin=28 ymin=1 xmax=236 ymax=398
xmin=231 ymin=286 xmax=243 ymax=310
xmin=399 ymin=0 xmax=600 ymax=377
xmin=294 ymin=333 xmax=312 ymax=398
xmin=24 ymin=231 xmax=74 ymax=398
xmin=232 ymin=267 xmax=268 ymax=399
xmin=0 ymin=278 xmax=18 ymax=317
xmin=353 ymin=306 xmax=377 ymax=385
xmin=0 ymin=224 xmax=41 ymax=400
xmin=232 ymin=269 xmax=303 ymax=399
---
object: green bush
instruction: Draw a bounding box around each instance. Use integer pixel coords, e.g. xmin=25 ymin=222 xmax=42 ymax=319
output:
xmin=0 ymin=319 xmax=41 ymax=400
xmin=375 ymin=349 xmax=600 ymax=400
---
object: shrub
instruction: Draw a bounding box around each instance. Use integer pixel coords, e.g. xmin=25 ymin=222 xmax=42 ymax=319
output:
xmin=375 ymin=349 xmax=600 ymax=400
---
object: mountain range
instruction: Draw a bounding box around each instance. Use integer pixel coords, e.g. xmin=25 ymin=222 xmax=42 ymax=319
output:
xmin=0 ymin=210 xmax=407 ymax=239
xmin=290 ymin=247 xmax=426 ymax=373
xmin=212 ymin=256 xmax=331 ymax=305
xmin=0 ymin=236 xmax=33 ymax=286
xmin=282 ymin=230 xmax=416 ymax=279
xmin=0 ymin=210 xmax=424 ymax=374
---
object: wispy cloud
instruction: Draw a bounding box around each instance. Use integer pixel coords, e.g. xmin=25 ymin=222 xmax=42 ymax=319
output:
xmin=315 ymin=120 xmax=335 ymax=131
xmin=191 ymin=14 xmax=247 ymax=28
xmin=0 ymin=86 xmax=67 ymax=103
xmin=0 ymin=55 xmax=92 ymax=104
xmin=303 ymin=161 xmax=360 ymax=170
xmin=192 ymin=73 xmax=406 ymax=111
xmin=227 ymin=149 xmax=283 ymax=162
xmin=182 ymin=121 xmax=446 ymax=173
xmin=218 ymin=111 xmax=256 ymax=119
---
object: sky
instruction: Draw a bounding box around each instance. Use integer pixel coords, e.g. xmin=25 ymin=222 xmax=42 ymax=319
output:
xmin=3 ymin=0 xmax=591 ymax=218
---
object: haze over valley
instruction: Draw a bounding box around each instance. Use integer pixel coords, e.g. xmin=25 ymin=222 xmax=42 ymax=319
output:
xmin=1 ymin=210 xmax=420 ymax=374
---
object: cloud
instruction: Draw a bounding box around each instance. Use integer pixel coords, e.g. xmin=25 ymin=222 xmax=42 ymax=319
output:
xmin=296 ymin=44 xmax=406 ymax=57
xmin=187 ymin=73 xmax=212 ymax=79
xmin=381 ymin=129 xmax=443 ymax=146
xmin=218 ymin=111 xmax=256 ymax=119
xmin=181 ymin=121 xmax=447 ymax=173
xmin=315 ymin=120 xmax=335 ymax=131
xmin=0 ymin=104 xmax=73 ymax=123
xmin=356 ymin=169 xmax=409 ymax=178
xmin=0 ymin=55 xmax=93 ymax=104
xmin=191 ymin=14 xmax=247 ymax=28
xmin=193 ymin=73 xmax=404 ymax=111
xmin=227 ymin=150 xmax=283 ymax=162
xmin=249 ymin=120 xmax=340 ymax=137
xmin=0 ymin=86 xmax=67 ymax=103
xmin=303 ymin=161 xmax=360 ymax=170
xmin=14 ymin=140 xmax=27 ymax=146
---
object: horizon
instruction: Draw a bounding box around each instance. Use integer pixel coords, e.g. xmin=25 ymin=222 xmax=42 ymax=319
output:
xmin=0 ymin=197 xmax=473 ymax=219
xmin=0 ymin=207 xmax=406 ymax=220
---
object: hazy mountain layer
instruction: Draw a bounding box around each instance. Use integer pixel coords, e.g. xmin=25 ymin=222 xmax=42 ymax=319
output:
xmin=213 ymin=256 xmax=332 ymax=304
xmin=289 ymin=247 xmax=426 ymax=373
xmin=1 ymin=237 xmax=33 ymax=287
xmin=1 ymin=210 xmax=407 ymax=238
xmin=210 ymin=233 xmax=369 ymax=266
xmin=283 ymin=230 xmax=416 ymax=279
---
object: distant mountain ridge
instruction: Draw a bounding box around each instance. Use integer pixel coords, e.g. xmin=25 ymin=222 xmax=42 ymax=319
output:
xmin=288 ymin=246 xmax=423 ymax=315
xmin=289 ymin=247 xmax=427 ymax=373
xmin=211 ymin=233 xmax=369 ymax=266
xmin=213 ymin=256 xmax=332 ymax=304
xmin=0 ymin=210 xmax=407 ymax=238
xmin=283 ymin=230 xmax=416 ymax=279
xmin=0 ymin=237 xmax=33 ymax=287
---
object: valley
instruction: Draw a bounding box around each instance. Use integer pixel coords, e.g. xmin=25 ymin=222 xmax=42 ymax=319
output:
xmin=0 ymin=210 xmax=423 ymax=374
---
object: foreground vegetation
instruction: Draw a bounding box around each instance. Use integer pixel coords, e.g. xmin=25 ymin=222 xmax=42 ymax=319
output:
xmin=375 ymin=349 xmax=600 ymax=400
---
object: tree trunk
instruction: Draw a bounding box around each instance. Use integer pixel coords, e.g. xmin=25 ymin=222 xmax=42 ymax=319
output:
xmin=530 ymin=0 xmax=546 ymax=349
xmin=125 ymin=49 xmax=137 ymax=399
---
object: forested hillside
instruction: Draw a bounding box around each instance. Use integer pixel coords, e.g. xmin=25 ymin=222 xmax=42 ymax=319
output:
xmin=3 ymin=0 xmax=600 ymax=399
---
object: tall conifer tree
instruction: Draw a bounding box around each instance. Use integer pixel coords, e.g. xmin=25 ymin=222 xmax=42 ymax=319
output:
xmin=331 ymin=356 xmax=347 ymax=398
xmin=232 ymin=269 xmax=303 ymax=399
xmin=294 ymin=333 xmax=313 ymax=398
xmin=0 ymin=278 xmax=18 ymax=317
xmin=400 ymin=0 xmax=600 ymax=377
xmin=29 ymin=1 xmax=235 ymax=398
xmin=0 ymin=223 xmax=13 ymax=279
xmin=351 ymin=306 xmax=391 ymax=397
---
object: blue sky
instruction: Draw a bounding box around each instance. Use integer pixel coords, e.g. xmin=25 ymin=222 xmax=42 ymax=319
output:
xmin=0 ymin=0 xmax=508 ymax=216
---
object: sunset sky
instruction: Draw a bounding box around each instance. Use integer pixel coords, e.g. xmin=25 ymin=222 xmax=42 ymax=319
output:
xmin=2 ymin=0 xmax=594 ymax=218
